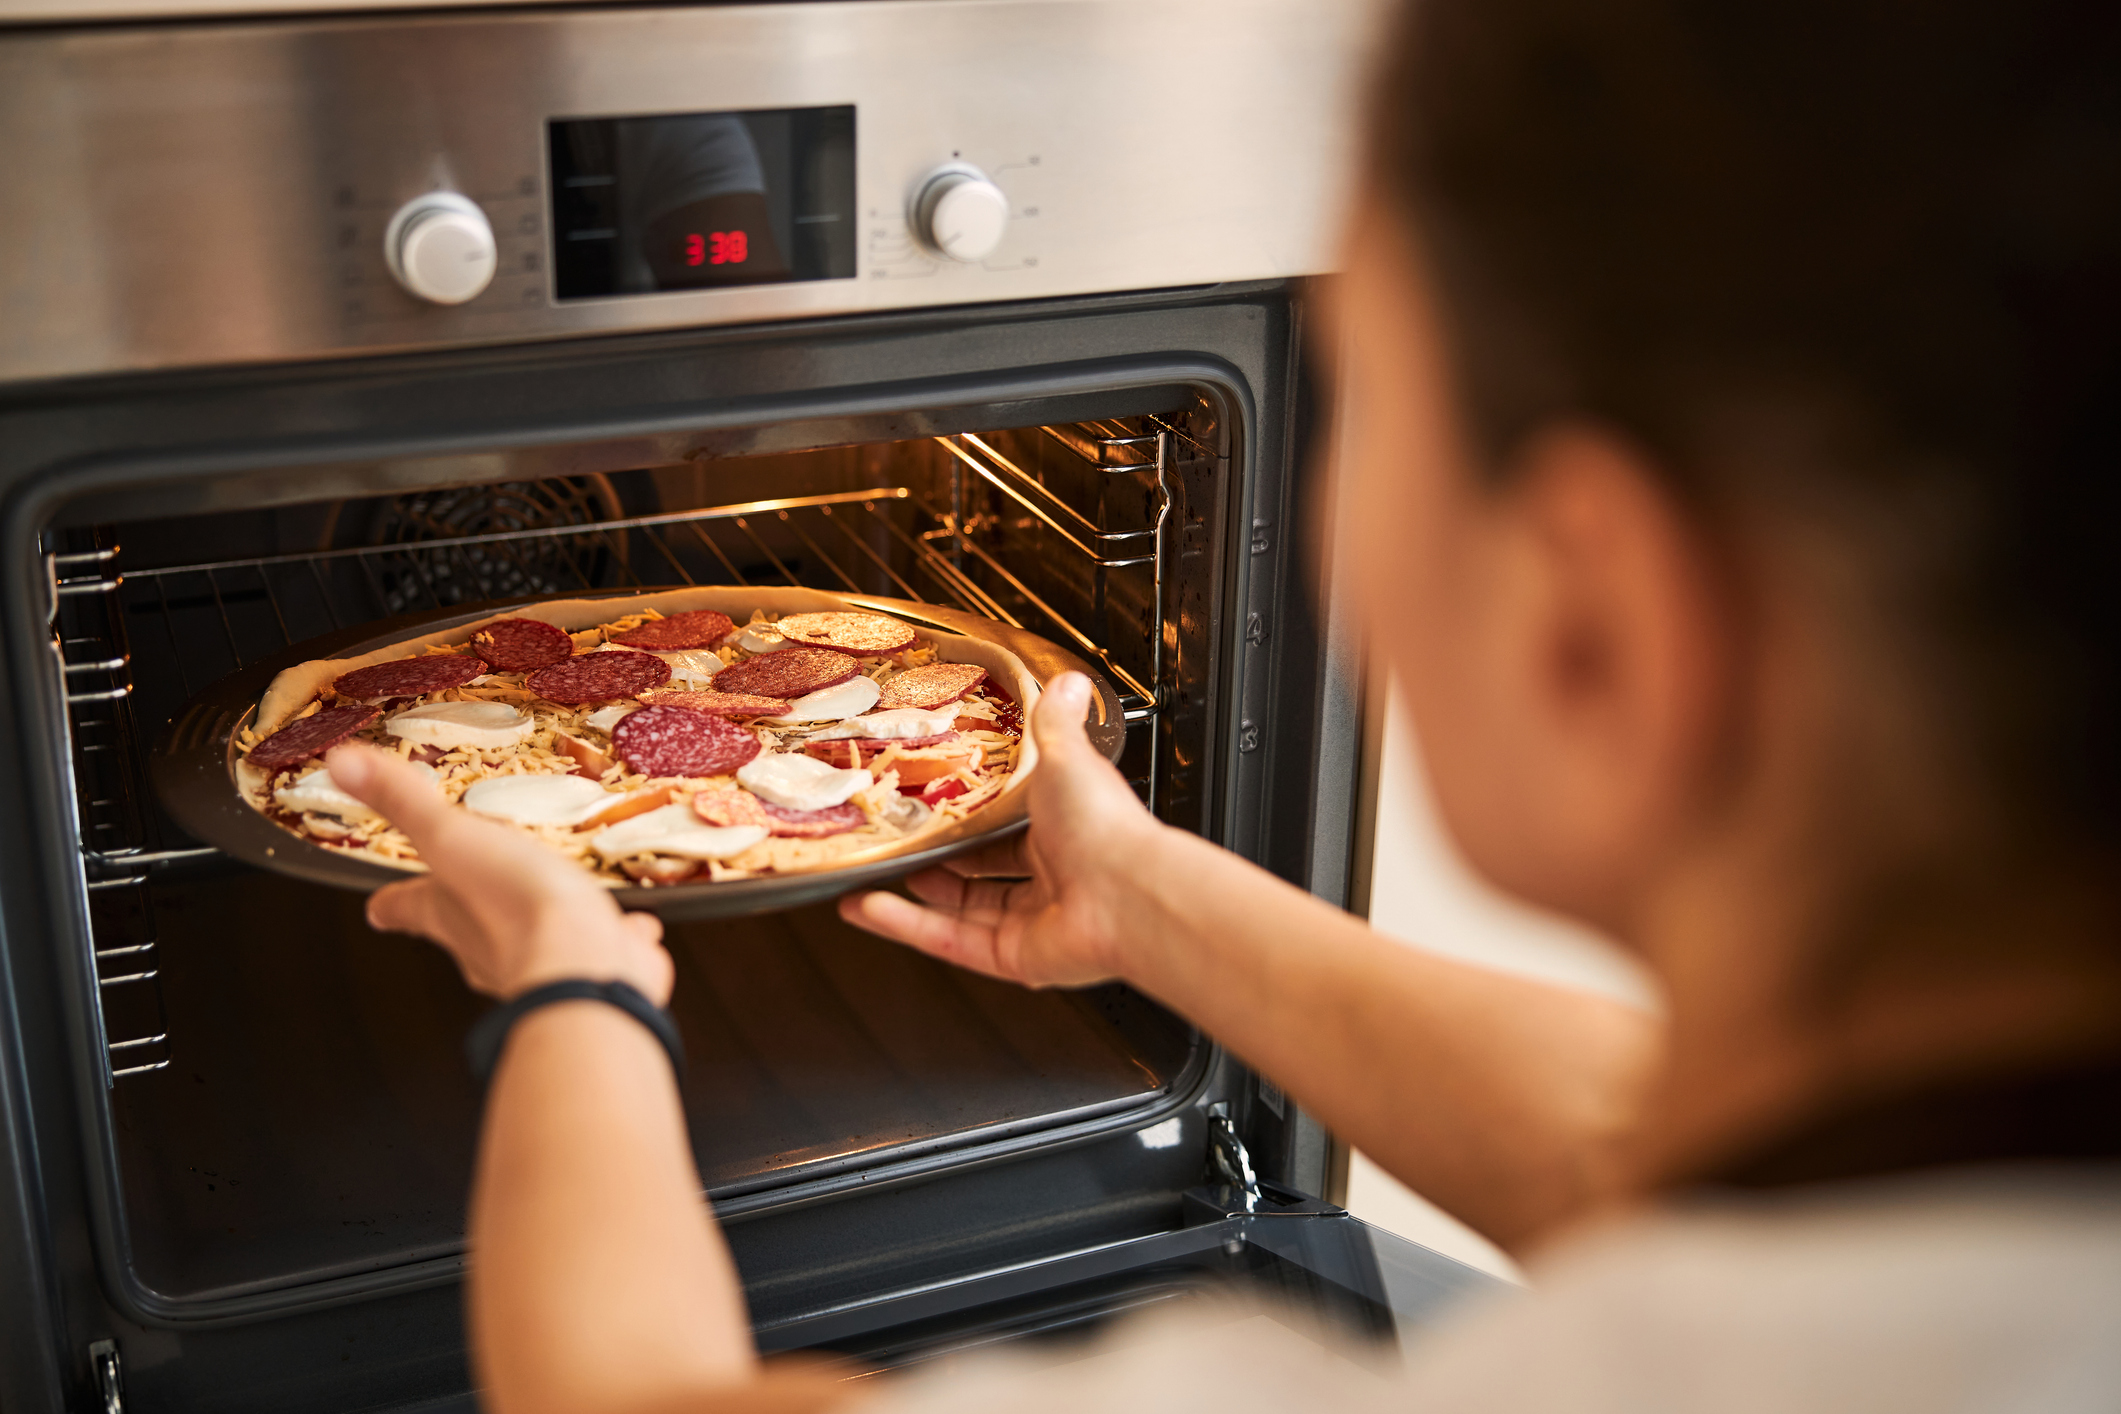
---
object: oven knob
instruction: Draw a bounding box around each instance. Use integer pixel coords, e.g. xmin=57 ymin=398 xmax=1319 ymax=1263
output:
xmin=914 ymin=167 xmax=1010 ymax=263
xmin=383 ymin=192 xmax=498 ymax=305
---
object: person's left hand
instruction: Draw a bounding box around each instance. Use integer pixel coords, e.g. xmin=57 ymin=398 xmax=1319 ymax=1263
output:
xmin=326 ymin=743 xmax=672 ymax=1004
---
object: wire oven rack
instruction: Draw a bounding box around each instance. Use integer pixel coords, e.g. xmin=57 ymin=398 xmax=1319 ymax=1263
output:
xmin=48 ymin=418 xmax=1186 ymax=1083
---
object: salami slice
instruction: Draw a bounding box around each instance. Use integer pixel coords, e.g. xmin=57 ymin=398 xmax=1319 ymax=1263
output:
xmin=692 ymin=787 xmax=861 ymax=837
xmin=875 ymin=662 xmax=989 ymax=711
xmin=805 ymin=733 xmax=959 ymax=767
xmin=249 ymin=704 xmax=381 ymax=774
xmin=773 ymin=611 xmax=920 ymax=656
xmin=641 ymin=688 xmax=792 ymax=717
xmin=691 ymin=787 xmax=770 ymax=829
xmin=609 ymin=610 xmax=736 ymax=651
xmin=333 ymin=654 xmax=484 ymax=702
xmin=713 ymin=645 xmax=860 ymax=698
xmin=611 ymin=705 xmax=761 ymax=778
xmin=759 ymin=800 xmax=864 ymax=838
xmin=470 ymin=617 xmax=574 ymax=672
xmin=525 ymin=651 xmax=672 ymax=705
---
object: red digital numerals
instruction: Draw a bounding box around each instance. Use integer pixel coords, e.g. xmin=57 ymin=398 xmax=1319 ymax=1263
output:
xmin=683 ymin=230 xmax=750 ymax=267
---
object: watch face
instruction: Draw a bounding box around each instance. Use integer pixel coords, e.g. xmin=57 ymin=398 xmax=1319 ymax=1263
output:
xmin=549 ymin=105 xmax=857 ymax=300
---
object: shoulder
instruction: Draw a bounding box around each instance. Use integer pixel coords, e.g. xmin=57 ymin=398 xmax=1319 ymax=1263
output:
xmin=1402 ymin=1165 xmax=2121 ymax=1414
xmin=857 ymin=1170 xmax=2121 ymax=1414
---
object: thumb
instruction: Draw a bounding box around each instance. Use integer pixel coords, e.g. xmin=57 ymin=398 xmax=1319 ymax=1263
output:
xmin=1029 ymin=672 xmax=1098 ymax=763
xmin=326 ymin=742 xmax=448 ymax=836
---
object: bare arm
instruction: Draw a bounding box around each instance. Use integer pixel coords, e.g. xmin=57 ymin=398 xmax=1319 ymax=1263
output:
xmin=842 ymin=675 xmax=1660 ymax=1250
xmin=328 ymin=745 xmax=846 ymax=1414
xmin=1112 ymin=832 xmax=1650 ymax=1249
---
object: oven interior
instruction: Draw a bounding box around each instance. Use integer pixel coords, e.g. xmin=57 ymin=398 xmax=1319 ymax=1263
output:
xmin=46 ymin=399 xmax=1232 ymax=1307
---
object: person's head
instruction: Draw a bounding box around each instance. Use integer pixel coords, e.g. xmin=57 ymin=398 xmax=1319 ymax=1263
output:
xmin=1331 ymin=0 xmax=2121 ymax=1172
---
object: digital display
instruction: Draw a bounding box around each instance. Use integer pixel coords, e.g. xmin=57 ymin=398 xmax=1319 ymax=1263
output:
xmin=548 ymin=105 xmax=855 ymax=300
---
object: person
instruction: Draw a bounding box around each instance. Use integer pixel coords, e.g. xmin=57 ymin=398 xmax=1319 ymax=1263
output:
xmin=324 ymin=0 xmax=2121 ymax=1407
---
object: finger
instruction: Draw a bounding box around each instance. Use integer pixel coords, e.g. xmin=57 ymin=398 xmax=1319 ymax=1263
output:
xmin=366 ymin=875 xmax=460 ymax=941
xmin=341 ymin=751 xmax=623 ymax=926
xmin=943 ymin=834 xmax=1036 ymax=879
xmin=376 ymin=879 xmax=502 ymax=957
xmin=902 ymin=869 xmax=970 ymax=911
xmin=327 ymin=743 xmax=452 ymax=837
xmin=367 ymin=880 xmax=515 ymax=991
xmin=904 ymin=869 xmax=1028 ymax=925
xmin=616 ymin=916 xmax=676 ymax=1005
xmin=838 ymin=890 xmax=1003 ymax=974
xmin=1030 ymin=672 xmax=1097 ymax=761
xmin=630 ymin=946 xmax=677 ymax=1008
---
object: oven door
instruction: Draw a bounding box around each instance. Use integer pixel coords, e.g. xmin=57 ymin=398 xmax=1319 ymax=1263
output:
xmin=766 ymin=1191 xmax=1502 ymax=1382
xmin=0 ymin=284 xmax=1425 ymax=1413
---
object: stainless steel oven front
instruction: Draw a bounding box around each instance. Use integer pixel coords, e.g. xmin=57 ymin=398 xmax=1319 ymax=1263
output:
xmin=0 ymin=4 xmax=1491 ymax=1411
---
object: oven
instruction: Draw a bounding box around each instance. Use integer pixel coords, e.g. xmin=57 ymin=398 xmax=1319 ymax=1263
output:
xmin=0 ymin=3 xmax=1495 ymax=1410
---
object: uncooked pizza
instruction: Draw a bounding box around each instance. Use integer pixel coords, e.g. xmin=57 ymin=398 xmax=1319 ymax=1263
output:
xmin=232 ymin=606 xmax=1028 ymax=886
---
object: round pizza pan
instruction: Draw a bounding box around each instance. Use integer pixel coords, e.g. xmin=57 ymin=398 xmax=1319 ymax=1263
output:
xmin=151 ymin=588 xmax=1127 ymax=922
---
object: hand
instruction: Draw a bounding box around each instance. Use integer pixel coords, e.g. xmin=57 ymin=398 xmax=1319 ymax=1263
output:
xmin=837 ymin=671 xmax=1167 ymax=987
xmin=326 ymin=745 xmax=673 ymax=1004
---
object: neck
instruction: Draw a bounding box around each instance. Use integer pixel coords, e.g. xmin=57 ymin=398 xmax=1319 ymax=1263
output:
xmin=1627 ymin=855 xmax=2121 ymax=1191
xmin=1614 ymin=536 xmax=2121 ymax=1192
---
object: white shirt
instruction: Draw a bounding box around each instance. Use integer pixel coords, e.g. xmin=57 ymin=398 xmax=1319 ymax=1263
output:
xmin=865 ymin=1166 xmax=2121 ymax=1414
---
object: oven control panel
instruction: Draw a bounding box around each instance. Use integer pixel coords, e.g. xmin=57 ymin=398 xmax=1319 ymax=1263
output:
xmin=0 ymin=0 xmax=1379 ymax=384
xmin=546 ymin=104 xmax=856 ymax=301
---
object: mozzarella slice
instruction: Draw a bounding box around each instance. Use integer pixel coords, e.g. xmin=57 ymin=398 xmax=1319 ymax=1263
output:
xmin=460 ymin=773 xmax=614 ymax=827
xmin=736 ymin=752 xmax=874 ymax=811
xmin=583 ymin=704 xmax=635 ymax=734
xmin=385 ymin=700 xmax=533 ymax=751
xmin=651 ymin=648 xmax=724 ymax=687
xmin=767 ymin=674 xmax=882 ymax=724
xmin=734 ymin=624 xmax=790 ymax=654
xmin=808 ymin=706 xmax=959 ymax=741
xmin=275 ymin=762 xmax=439 ymax=824
xmin=588 ymin=804 xmax=768 ymax=862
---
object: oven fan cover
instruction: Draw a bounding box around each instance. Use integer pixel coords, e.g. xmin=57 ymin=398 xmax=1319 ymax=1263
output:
xmin=151 ymin=588 xmax=1125 ymax=920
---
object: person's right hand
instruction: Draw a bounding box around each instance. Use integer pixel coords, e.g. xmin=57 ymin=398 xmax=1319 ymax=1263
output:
xmin=327 ymin=743 xmax=673 ymax=1005
xmin=837 ymin=671 xmax=1168 ymax=988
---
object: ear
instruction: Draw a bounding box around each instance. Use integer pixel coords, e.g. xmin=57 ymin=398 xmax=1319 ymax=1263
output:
xmin=1464 ymin=427 xmax=1734 ymax=932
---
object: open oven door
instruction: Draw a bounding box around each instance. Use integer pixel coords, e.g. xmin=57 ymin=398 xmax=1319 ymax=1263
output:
xmin=760 ymin=1145 xmax=1503 ymax=1381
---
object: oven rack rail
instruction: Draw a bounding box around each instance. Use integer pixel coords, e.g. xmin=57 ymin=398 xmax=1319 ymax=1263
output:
xmin=52 ymin=549 xmax=183 ymax=1078
xmin=78 ymin=478 xmax=1171 ymax=720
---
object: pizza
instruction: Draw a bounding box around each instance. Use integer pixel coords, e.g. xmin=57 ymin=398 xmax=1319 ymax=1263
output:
xmin=231 ymin=601 xmax=1031 ymax=887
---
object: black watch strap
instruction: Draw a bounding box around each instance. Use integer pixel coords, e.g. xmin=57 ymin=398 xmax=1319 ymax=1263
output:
xmin=465 ymin=979 xmax=686 ymax=1086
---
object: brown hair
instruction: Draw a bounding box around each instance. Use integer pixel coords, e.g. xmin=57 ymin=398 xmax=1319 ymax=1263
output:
xmin=1374 ymin=0 xmax=2121 ymax=863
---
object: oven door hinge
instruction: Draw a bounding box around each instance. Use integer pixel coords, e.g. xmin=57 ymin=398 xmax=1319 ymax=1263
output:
xmin=1188 ymin=1106 xmax=1347 ymax=1225
xmin=89 ymin=1338 xmax=125 ymax=1414
xmin=1206 ymin=1105 xmax=1263 ymax=1213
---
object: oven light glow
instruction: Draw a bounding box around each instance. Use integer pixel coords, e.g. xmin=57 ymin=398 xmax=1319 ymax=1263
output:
xmin=684 ymin=230 xmax=750 ymax=267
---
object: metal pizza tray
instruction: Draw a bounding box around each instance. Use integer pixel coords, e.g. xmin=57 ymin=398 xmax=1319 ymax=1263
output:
xmin=151 ymin=588 xmax=1125 ymax=922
